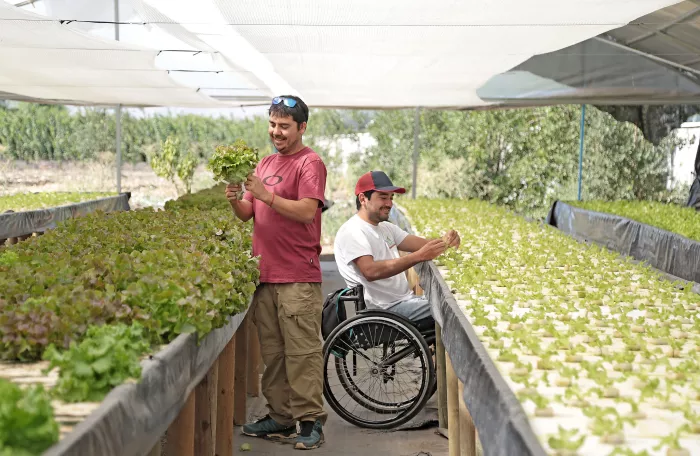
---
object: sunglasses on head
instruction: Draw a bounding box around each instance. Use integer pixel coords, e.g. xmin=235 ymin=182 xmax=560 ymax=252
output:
xmin=272 ymin=97 xmax=297 ymax=108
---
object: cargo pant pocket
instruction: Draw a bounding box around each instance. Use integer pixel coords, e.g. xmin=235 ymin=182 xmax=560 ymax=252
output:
xmin=277 ymin=283 xmax=322 ymax=356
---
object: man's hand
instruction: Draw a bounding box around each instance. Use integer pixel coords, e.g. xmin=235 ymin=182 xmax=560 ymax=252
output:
xmin=225 ymin=183 xmax=243 ymax=203
xmin=245 ymin=174 xmax=272 ymax=204
xmin=417 ymin=239 xmax=447 ymax=262
xmin=442 ymin=230 xmax=461 ymax=249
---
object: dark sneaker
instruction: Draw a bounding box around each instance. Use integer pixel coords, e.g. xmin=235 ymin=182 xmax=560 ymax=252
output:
xmin=242 ymin=415 xmax=297 ymax=440
xmin=294 ymin=420 xmax=324 ymax=450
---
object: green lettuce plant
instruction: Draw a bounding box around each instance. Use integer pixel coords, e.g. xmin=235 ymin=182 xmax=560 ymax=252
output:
xmin=207 ymin=139 xmax=259 ymax=190
xmin=0 ymin=379 xmax=59 ymax=455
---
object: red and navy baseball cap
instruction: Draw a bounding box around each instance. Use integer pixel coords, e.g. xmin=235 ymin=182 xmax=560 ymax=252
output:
xmin=355 ymin=171 xmax=406 ymax=196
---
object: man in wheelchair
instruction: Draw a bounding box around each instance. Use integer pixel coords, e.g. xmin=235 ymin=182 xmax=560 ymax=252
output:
xmin=333 ymin=171 xmax=460 ymax=323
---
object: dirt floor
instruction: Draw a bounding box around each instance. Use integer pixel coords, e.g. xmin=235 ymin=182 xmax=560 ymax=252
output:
xmin=234 ymin=261 xmax=449 ymax=456
xmin=0 ymin=159 xmax=217 ymax=210
xmin=237 ymin=395 xmax=448 ymax=456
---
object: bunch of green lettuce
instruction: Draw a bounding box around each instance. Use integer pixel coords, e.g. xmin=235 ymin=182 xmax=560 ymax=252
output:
xmin=0 ymin=379 xmax=59 ymax=455
xmin=207 ymin=140 xmax=259 ymax=185
xmin=42 ymin=323 xmax=151 ymax=403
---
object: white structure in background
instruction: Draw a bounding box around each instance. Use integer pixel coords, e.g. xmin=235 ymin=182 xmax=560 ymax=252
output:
xmin=672 ymin=121 xmax=700 ymax=187
xmin=314 ymin=133 xmax=377 ymax=175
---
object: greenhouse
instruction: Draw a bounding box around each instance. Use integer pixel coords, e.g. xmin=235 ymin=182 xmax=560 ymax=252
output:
xmin=2 ymin=1 xmax=700 ymax=456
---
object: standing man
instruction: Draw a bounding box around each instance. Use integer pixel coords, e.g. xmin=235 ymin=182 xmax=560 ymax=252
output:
xmin=225 ymin=95 xmax=328 ymax=450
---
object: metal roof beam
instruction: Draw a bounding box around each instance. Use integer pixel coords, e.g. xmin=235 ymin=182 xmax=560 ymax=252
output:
xmin=627 ymin=4 xmax=700 ymax=45
xmin=594 ymin=35 xmax=700 ymax=77
xmin=13 ymin=0 xmax=41 ymax=7
xmin=643 ymin=27 xmax=700 ymax=55
xmin=682 ymin=56 xmax=700 ymax=66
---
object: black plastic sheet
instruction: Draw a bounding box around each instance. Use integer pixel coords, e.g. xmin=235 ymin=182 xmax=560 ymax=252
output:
xmin=546 ymin=200 xmax=700 ymax=284
xmin=43 ymin=310 xmax=248 ymax=456
xmin=0 ymin=193 xmax=131 ymax=240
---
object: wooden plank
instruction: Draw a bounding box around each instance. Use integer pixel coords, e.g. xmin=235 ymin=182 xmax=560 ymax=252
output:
xmin=436 ymin=322 xmax=448 ymax=429
xmin=446 ymin=353 xmax=460 ymax=456
xmin=147 ymin=438 xmax=161 ymax=456
xmin=215 ymin=337 xmax=236 ymax=456
xmin=164 ymin=389 xmax=195 ymax=456
xmin=406 ymin=265 xmax=424 ymax=296
xmin=195 ymin=359 xmax=219 ymax=456
xmin=233 ymin=317 xmax=249 ymax=425
xmin=246 ymin=318 xmax=260 ymax=397
xmin=458 ymin=381 xmax=476 ymax=456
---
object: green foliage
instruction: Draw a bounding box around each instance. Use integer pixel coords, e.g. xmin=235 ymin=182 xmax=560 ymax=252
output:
xmin=0 ymin=379 xmax=59 ymax=455
xmin=0 ymin=189 xmax=259 ymax=361
xmin=149 ymin=136 xmax=198 ymax=195
xmin=207 ymin=139 xmax=259 ymax=186
xmin=43 ymin=323 xmax=150 ymax=403
xmin=569 ymin=200 xmax=700 ymax=242
xmin=359 ymin=106 xmax=681 ymax=220
xmin=548 ymin=426 xmax=586 ymax=452
xmin=402 ymin=199 xmax=700 ymax=453
xmin=0 ymin=251 xmax=19 ymax=267
xmin=0 ymin=104 xmax=271 ymax=163
xmin=607 ymin=449 xmax=651 ymax=456
xmin=163 ymin=185 xmax=228 ymax=212
xmin=0 ymin=192 xmax=114 ymax=213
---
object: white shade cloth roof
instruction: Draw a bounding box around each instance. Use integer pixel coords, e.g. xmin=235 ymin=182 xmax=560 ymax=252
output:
xmin=0 ymin=0 xmax=685 ymax=108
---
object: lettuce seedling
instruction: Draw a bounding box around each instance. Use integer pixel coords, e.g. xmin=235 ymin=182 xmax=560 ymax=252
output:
xmin=548 ymin=426 xmax=585 ymax=455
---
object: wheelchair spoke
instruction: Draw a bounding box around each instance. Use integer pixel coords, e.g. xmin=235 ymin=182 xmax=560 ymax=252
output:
xmin=323 ymin=314 xmax=435 ymax=429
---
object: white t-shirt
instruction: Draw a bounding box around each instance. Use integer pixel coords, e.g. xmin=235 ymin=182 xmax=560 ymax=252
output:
xmin=334 ymin=214 xmax=414 ymax=308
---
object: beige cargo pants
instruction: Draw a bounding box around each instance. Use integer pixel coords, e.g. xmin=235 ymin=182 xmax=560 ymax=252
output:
xmin=251 ymin=282 xmax=328 ymax=426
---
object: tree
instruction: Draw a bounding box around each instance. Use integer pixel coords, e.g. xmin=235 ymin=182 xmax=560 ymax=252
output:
xmin=149 ymin=136 xmax=198 ymax=195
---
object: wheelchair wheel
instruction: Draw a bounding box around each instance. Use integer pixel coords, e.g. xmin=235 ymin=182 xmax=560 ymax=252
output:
xmin=322 ymin=313 xmax=435 ymax=429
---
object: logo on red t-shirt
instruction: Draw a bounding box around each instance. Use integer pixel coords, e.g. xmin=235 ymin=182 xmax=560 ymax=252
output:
xmin=263 ymin=175 xmax=283 ymax=186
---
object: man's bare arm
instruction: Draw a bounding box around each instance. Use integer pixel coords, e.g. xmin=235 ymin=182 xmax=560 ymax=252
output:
xmin=230 ymin=199 xmax=254 ymax=222
xmin=353 ymin=239 xmax=447 ymax=282
xmin=399 ymin=231 xmax=461 ymax=251
xmin=397 ymin=235 xmax=430 ymax=253
xmin=354 ymin=253 xmax=426 ymax=282
xmin=261 ymin=194 xmax=319 ymax=224
xmin=225 ymin=184 xmax=254 ymax=222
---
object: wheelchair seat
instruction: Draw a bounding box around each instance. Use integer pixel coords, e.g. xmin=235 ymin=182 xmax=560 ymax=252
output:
xmin=338 ymin=285 xmax=435 ymax=336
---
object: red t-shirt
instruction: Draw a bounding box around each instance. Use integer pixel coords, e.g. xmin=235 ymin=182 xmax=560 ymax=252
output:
xmin=243 ymin=147 xmax=327 ymax=283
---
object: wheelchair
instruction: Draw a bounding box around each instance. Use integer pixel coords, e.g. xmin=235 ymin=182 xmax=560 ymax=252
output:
xmin=322 ymin=285 xmax=437 ymax=429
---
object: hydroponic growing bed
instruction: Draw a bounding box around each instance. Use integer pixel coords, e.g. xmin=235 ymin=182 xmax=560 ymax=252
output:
xmin=403 ymin=199 xmax=700 ymax=456
xmin=0 ymin=187 xmax=258 ymax=455
xmin=0 ymin=192 xmax=115 ymax=213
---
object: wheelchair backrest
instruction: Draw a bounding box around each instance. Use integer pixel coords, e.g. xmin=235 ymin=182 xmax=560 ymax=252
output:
xmin=321 ymin=285 xmax=365 ymax=340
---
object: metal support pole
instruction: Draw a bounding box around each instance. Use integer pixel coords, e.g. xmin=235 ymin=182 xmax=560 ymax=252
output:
xmin=115 ymin=0 xmax=122 ymax=194
xmin=116 ymin=106 xmax=122 ymax=193
xmin=412 ymin=107 xmax=420 ymax=199
xmin=577 ymin=104 xmax=586 ymax=201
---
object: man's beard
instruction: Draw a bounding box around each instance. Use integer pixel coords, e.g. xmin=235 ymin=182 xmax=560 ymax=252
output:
xmin=372 ymin=208 xmax=391 ymax=223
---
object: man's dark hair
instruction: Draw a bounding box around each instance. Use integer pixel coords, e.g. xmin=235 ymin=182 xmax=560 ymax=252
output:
xmin=269 ymin=95 xmax=309 ymax=127
xmin=356 ymin=190 xmax=375 ymax=210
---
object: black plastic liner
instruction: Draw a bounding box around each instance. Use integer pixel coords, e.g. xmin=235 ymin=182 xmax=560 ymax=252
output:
xmin=546 ymin=200 xmax=700 ymax=284
xmin=43 ymin=310 xmax=247 ymax=456
xmin=0 ymin=193 xmax=131 ymax=240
